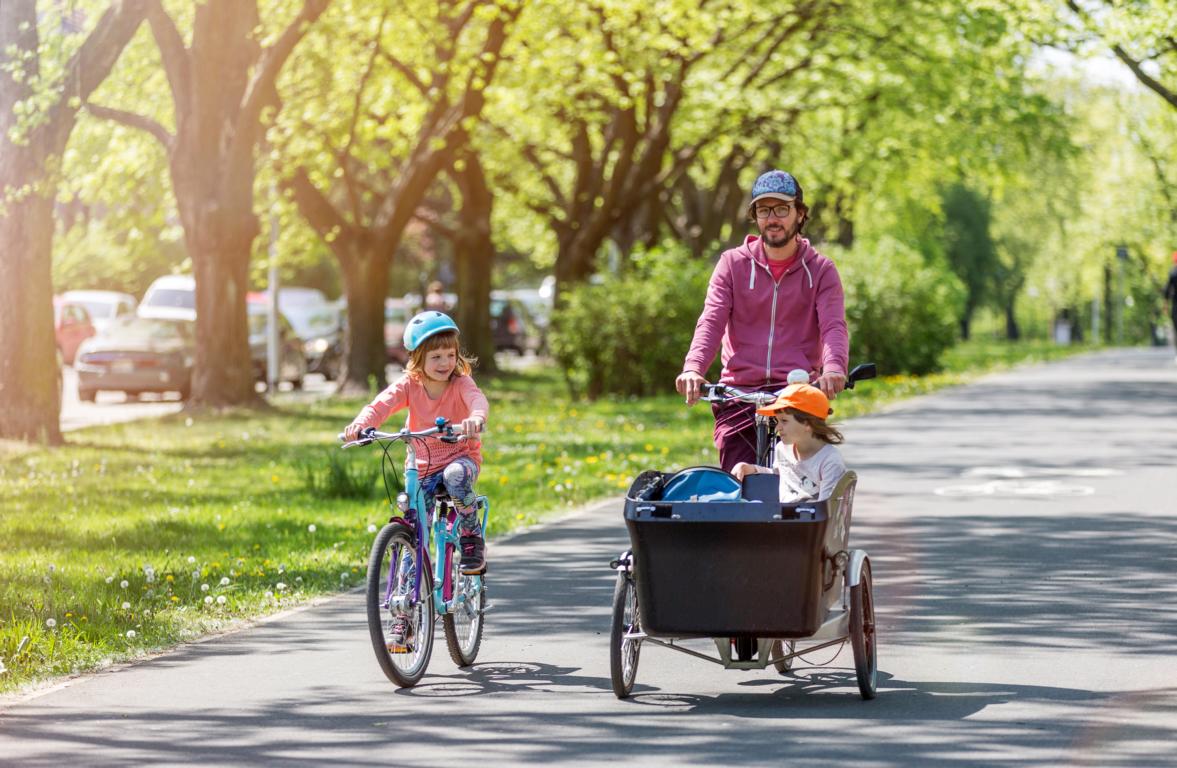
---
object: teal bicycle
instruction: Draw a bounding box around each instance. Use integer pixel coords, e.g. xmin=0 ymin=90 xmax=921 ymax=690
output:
xmin=342 ymin=419 xmax=489 ymax=688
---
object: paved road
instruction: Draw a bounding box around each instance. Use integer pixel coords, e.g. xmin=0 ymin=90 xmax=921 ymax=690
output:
xmin=5 ymin=348 xmax=1176 ymax=766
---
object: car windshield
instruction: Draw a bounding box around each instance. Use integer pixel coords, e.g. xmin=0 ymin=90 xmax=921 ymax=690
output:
xmin=144 ymin=288 xmax=195 ymax=310
xmin=76 ymin=300 xmax=118 ymax=320
xmin=107 ymin=316 xmax=191 ymax=341
xmin=283 ymin=306 xmax=337 ymax=338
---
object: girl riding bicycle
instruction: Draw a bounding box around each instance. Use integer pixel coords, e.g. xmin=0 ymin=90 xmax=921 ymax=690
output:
xmin=731 ymin=382 xmax=845 ymax=502
xmin=344 ymin=311 xmax=489 ymax=575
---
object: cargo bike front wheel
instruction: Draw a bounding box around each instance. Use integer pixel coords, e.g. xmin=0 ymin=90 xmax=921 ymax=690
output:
xmin=609 ymin=570 xmax=642 ymax=698
xmin=849 ymin=558 xmax=877 ymax=699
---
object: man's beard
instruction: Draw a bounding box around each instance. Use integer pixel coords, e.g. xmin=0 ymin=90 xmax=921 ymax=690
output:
xmin=761 ymin=220 xmax=799 ymax=248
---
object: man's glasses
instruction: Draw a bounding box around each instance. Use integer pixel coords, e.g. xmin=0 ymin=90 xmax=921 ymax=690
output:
xmin=753 ymin=203 xmax=793 ymax=219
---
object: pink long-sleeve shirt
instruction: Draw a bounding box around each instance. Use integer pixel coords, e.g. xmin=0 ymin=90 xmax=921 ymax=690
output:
xmin=684 ymin=235 xmax=849 ymax=386
xmin=349 ymin=374 xmax=489 ymax=476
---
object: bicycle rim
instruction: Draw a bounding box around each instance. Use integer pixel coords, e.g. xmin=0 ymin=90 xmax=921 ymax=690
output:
xmin=443 ymin=542 xmax=484 ymax=667
xmin=366 ymin=522 xmax=434 ymax=687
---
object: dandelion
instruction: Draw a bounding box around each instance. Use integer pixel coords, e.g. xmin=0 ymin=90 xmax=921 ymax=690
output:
xmin=170 ymin=596 xmax=179 ymax=602
xmin=219 ymin=577 xmax=230 ymax=586
xmin=121 ymin=602 xmax=131 ymax=610
xmin=295 ymin=576 xmax=303 ymax=584
xmin=46 ymin=618 xmax=56 ymax=628
xmin=216 ymin=596 xmax=226 ymax=605
xmin=367 ymin=524 xmax=377 ymax=533
xmin=0 ymin=657 xmax=7 ymax=675
xmin=120 ymin=580 xmax=129 ymax=589
xmin=264 ymin=591 xmax=274 ymax=599
xmin=165 ymin=574 xmax=174 ymax=583
xmin=187 ymin=556 xmax=196 ymax=564
xmin=47 ymin=564 xmax=56 ymax=573
xmin=106 ymin=576 xmax=114 ymax=584
xmin=307 ymin=524 xmax=317 ymax=533
xmin=126 ymin=630 xmax=136 ymax=639
xmin=204 ymin=596 xmax=213 ymax=605
xmin=276 ymin=582 xmax=287 ymax=591
xmin=191 ymin=571 xmax=200 ymax=580
xmin=200 ymin=583 xmax=209 ymax=592
xmin=340 ymin=573 xmax=349 ymax=581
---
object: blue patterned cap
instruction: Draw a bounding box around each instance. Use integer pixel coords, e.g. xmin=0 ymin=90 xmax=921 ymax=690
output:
xmin=750 ymin=170 xmax=802 ymax=206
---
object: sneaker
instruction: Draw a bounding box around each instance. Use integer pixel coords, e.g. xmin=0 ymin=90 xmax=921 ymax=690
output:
xmin=459 ymin=534 xmax=486 ymax=575
xmin=386 ymin=614 xmax=414 ymax=654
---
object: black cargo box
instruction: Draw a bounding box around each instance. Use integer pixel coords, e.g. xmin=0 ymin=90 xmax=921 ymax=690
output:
xmin=622 ymin=467 xmax=855 ymax=639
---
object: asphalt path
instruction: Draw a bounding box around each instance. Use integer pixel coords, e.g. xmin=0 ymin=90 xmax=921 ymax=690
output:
xmin=4 ymin=348 xmax=1176 ymax=766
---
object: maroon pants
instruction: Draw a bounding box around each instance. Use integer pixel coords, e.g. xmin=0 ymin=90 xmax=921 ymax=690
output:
xmin=712 ymin=397 xmax=762 ymax=472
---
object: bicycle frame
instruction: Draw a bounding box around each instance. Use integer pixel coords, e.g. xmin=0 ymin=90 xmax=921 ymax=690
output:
xmin=390 ymin=436 xmax=490 ymax=619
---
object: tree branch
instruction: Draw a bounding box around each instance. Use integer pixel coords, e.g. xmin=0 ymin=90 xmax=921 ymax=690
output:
xmin=142 ymin=0 xmax=191 ymax=111
xmin=86 ymin=103 xmax=174 ymax=151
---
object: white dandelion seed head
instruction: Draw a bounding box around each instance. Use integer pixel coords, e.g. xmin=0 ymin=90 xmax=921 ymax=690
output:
xmin=340 ymin=572 xmax=348 ymax=581
xmin=187 ymin=556 xmax=196 ymax=564
xmin=126 ymin=630 xmax=136 ymax=639
xmin=145 ymin=573 xmax=156 ymax=584
xmin=192 ymin=571 xmax=200 ymax=580
xmin=204 ymin=596 xmax=213 ymax=605
xmin=120 ymin=580 xmax=129 ymax=589
xmin=219 ymin=577 xmax=230 ymax=586
xmin=47 ymin=564 xmax=56 ymax=573
xmin=200 ymin=584 xmax=209 ymax=592
xmin=264 ymin=591 xmax=274 ymax=599
xmin=45 ymin=618 xmax=56 ymax=628
xmin=276 ymin=582 xmax=287 ymax=591
xmin=367 ymin=524 xmax=377 ymax=533
xmin=43 ymin=576 xmax=51 ymax=585
xmin=105 ymin=576 xmax=114 ymax=584
xmin=121 ymin=602 xmax=130 ymax=610
xmin=216 ymin=596 xmax=226 ymax=605
xmin=307 ymin=524 xmax=317 ymax=533
xmin=294 ymin=576 xmax=303 ymax=583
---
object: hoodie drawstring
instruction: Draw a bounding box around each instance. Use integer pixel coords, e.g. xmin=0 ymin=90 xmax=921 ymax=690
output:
xmin=801 ymin=257 xmax=814 ymax=289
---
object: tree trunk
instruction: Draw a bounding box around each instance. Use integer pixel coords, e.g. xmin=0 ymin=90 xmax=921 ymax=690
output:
xmin=1004 ymin=301 xmax=1020 ymax=341
xmin=960 ymin=315 xmax=971 ymax=341
xmin=451 ymin=153 xmax=497 ymax=372
xmin=337 ymin=240 xmax=390 ymax=396
xmin=0 ymin=0 xmax=147 ymax=442
xmin=0 ymin=187 xmax=61 ymax=443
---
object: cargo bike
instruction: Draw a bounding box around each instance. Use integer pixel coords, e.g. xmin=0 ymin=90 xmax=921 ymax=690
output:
xmin=608 ymin=364 xmax=877 ymax=700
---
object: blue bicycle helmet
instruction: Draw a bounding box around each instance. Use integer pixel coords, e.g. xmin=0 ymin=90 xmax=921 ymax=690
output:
xmin=403 ymin=311 xmax=459 ymax=352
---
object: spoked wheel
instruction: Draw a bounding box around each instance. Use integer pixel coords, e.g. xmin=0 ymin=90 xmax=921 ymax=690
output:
xmin=443 ymin=541 xmax=485 ymax=667
xmin=849 ymin=558 xmax=877 ymax=700
xmin=366 ymin=522 xmax=434 ymax=688
xmin=771 ymin=639 xmax=796 ymax=674
xmin=609 ymin=572 xmax=641 ymax=699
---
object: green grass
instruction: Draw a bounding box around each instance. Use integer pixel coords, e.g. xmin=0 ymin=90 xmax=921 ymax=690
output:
xmin=0 ymin=339 xmax=1095 ymax=693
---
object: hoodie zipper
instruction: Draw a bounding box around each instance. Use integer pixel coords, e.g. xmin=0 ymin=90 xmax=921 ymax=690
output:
xmin=755 ymin=244 xmax=812 ymax=384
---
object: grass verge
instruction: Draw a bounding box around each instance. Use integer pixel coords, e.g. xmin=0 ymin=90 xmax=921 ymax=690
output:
xmin=0 ymin=339 xmax=1095 ymax=693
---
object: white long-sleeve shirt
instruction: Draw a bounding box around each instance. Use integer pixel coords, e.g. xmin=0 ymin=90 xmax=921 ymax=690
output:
xmin=771 ymin=442 xmax=846 ymax=502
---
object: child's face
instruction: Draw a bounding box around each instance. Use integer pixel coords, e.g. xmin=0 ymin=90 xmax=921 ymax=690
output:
xmin=422 ymin=345 xmax=457 ymax=383
xmin=773 ymin=411 xmax=810 ymax=444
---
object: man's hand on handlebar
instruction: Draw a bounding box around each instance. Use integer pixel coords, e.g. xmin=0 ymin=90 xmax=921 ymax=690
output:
xmin=676 ymin=370 xmax=707 ymax=406
xmin=816 ymin=371 xmax=846 ymax=399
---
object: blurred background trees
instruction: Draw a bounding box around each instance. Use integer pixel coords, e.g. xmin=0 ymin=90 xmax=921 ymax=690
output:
xmin=3 ymin=0 xmax=1176 ymax=437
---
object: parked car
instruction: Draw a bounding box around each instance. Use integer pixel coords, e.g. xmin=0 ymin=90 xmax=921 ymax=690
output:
xmin=53 ymin=296 xmax=96 ymax=365
xmin=492 ymin=288 xmax=549 ymax=354
xmin=138 ymin=274 xmax=196 ymax=320
xmin=74 ymin=315 xmax=194 ymax=401
xmin=385 ymin=297 xmax=411 ymax=365
xmin=489 ymin=295 xmax=531 ymax=355
xmin=260 ymin=287 xmax=344 ymax=380
xmin=60 ymin=289 xmax=137 ymax=335
xmin=246 ymin=295 xmax=307 ymax=388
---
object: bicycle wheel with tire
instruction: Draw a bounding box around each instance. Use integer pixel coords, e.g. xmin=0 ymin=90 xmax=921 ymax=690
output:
xmin=609 ymin=572 xmax=641 ymax=699
xmin=771 ymin=639 xmax=796 ymax=674
xmin=849 ymin=558 xmax=877 ymax=700
xmin=443 ymin=540 xmax=485 ymax=667
xmin=366 ymin=522 xmax=434 ymax=688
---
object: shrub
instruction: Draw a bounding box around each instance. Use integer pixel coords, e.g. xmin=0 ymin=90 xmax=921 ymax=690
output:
xmin=830 ymin=236 xmax=964 ymax=375
xmin=549 ymin=245 xmax=713 ymax=398
xmin=300 ymin=450 xmax=385 ymax=499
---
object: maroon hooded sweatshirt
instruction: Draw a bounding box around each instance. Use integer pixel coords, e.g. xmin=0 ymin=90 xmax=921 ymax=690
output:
xmin=683 ymin=235 xmax=849 ymax=386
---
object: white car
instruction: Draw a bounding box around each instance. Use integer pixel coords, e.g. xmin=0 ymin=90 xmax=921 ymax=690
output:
xmin=61 ymin=289 xmax=137 ymax=335
xmin=138 ymin=274 xmax=196 ymax=321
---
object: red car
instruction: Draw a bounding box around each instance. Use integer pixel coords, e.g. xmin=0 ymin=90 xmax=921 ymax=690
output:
xmin=54 ymin=297 xmax=96 ymax=365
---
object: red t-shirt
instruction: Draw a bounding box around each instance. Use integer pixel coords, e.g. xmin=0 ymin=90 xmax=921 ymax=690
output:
xmin=767 ymin=255 xmax=796 ymax=282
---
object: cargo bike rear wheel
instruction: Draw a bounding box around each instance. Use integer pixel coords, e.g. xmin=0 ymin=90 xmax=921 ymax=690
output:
xmin=609 ymin=572 xmax=641 ymax=698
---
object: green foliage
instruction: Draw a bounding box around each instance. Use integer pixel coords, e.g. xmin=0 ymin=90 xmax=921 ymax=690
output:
xmin=832 ymin=236 xmax=964 ymax=375
xmin=299 ymin=449 xmax=384 ymax=499
xmin=548 ymin=245 xmax=712 ymax=398
xmin=942 ymin=183 xmax=998 ymax=333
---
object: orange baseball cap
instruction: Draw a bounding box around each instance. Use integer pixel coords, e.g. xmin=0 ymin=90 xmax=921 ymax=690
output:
xmin=756 ymin=383 xmax=832 ymax=420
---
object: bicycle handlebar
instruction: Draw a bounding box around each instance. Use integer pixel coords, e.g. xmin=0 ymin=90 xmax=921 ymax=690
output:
xmin=338 ymin=420 xmax=478 ymax=449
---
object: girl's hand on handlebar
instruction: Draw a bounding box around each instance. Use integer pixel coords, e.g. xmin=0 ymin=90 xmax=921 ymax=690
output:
xmin=343 ymin=423 xmax=366 ymax=442
xmin=458 ymin=416 xmax=485 ymax=437
xmin=676 ymin=370 xmax=707 ymax=405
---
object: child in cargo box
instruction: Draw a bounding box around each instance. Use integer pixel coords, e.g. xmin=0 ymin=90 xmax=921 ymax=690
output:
xmin=731 ymin=382 xmax=845 ymax=502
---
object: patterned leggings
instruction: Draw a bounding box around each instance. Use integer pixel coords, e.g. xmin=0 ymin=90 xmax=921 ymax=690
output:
xmin=421 ymin=457 xmax=482 ymax=536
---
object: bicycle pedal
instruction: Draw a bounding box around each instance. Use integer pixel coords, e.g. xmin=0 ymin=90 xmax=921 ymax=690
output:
xmin=386 ymin=641 xmax=413 ymax=654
